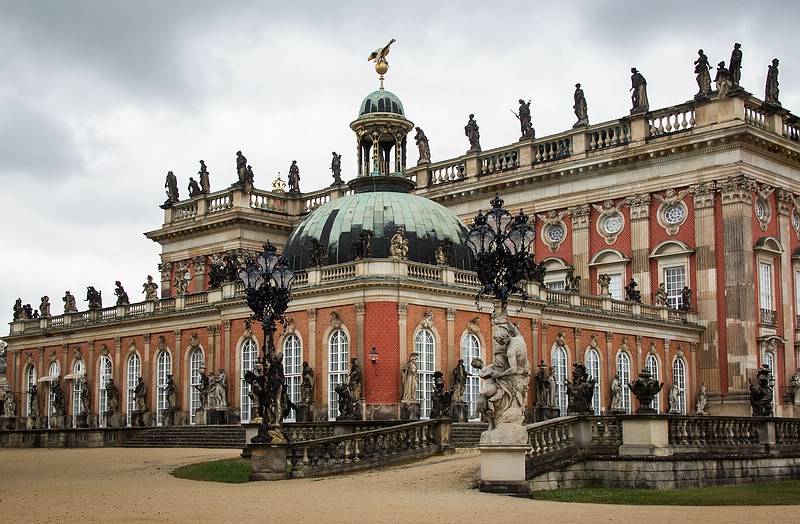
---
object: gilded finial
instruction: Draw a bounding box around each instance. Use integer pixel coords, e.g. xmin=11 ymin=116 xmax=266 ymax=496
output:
xmin=367 ymin=38 xmax=396 ymax=90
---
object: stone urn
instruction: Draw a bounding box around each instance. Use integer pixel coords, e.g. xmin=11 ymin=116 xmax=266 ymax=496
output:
xmin=629 ymin=368 xmax=663 ymax=414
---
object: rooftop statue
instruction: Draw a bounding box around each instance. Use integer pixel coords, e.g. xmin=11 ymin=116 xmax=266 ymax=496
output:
xmin=715 ymin=61 xmax=732 ymax=99
xmin=142 ymin=275 xmax=158 ymax=301
xmin=694 ymin=49 xmax=712 ymax=97
xmin=39 ymin=296 xmax=50 ymax=318
xmin=465 ymin=114 xmax=481 ymax=152
xmin=235 ymin=151 xmax=247 ymax=186
xmin=164 ymin=170 xmax=179 ymax=206
xmin=630 ymin=67 xmax=649 ymax=114
xmin=63 ymin=291 xmax=78 ymax=313
xmin=390 ymin=227 xmax=409 ymax=260
xmin=330 ymin=152 xmax=343 ymax=185
xmin=729 ymin=43 xmax=743 ymax=87
xmin=12 ymin=298 xmax=22 ymax=321
xmin=573 ymin=83 xmax=589 ymax=127
xmin=85 ymin=286 xmax=102 ymax=310
xmin=367 ymin=38 xmax=396 ymax=84
xmin=514 ymin=99 xmax=534 ymax=140
xmin=288 ymin=161 xmax=301 ymax=194
xmin=114 ymin=281 xmax=130 ymax=306
xmin=198 ymin=160 xmax=210 ymax=194
xmin=188 ymin=177 xmax=202 ymax=198
xmin=414 ymin=127 xmax=431 ymax=165
xmin=765 ymin=58 xmax=780 ymax=106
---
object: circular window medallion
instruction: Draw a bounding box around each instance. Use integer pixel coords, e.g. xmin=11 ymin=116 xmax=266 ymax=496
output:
xmin=603 ymin=214 xmax=623 ymax=234
xmin=755 ymin=200 xmax=766 ymax=221
xmin=664 ymin=204 xmax=685 ymax=225
xmin=546 ymin=223 xmax=565 ymax=243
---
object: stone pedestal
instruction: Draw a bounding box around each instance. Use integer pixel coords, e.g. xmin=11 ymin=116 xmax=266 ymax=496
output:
xmin=451 ymin=402 xmax=468 ymax=422
xmin=619 ymin=416 xmax=671 ymax=456
xmin=249 ymin=443 xmax=289 ymax=481
xmin=400 ymin=402 xmax=420 ymax=420
xmin=195 ymin=409 xmax=206 ymax=425
xmin=533 ymin=405 xmax=561 ymax=423
xmin=1 ymin=415 xmax=17 ymax=431
xmin=50 ymin=415 xmax=66 ymax=429
xmin=477 ymin=423 xmax=530 ymax=494
xmin=26 ymin=415 xmax=39 ymax=429
xmin=162 ymin=409 xmax=176 ymax=426
xmin=75 ymin=413 xmax=88 ymax=429
xmin=132 ymin=411 xmax=147 ymax=427
xmin=208 ymin=408 xmax=228 ymax=425
xmin=295 ymin=403 xmax=314 ymax=422
xmin=105 ymin=413 xmax=125 ymax=428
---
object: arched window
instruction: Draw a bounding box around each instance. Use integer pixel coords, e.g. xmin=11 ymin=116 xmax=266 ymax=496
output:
xmin=47 ymin=361 xmax=61 ymax=428
xmin=415 ymin=330 xmax=435 ymax=418
xmin=328 ymin=329 xmax=349 ymax=420
xmin=240 ymin=339 xmax=258 ymax=423
xmin=126 ymin=354 xmax=141 ymax=427
xmin=616 ymin=352 xmax=631 ymax=414
xmin=585 ymin=349 xmax=601 ymax=415
xmin=460 ymin=334 xmax=481 ymax=420
xmin=672 ymin=358 xmax=687 ymax=414
xmin=552 ymin=346 xmax=568 ymax=415
xmin=189 ymin=348 xmax=204 ymax=424
xmin=283 ymin=334 xmax=302 ymax=422
xmin=645 ymin=354 xmax=660 ymax=413
xmin=156 ymin=351 xmax=172 ymax=426
xmin=98 ymin=356 xmax=112 ymax=426
xmin=25 ymin=365 xmax=37 ymax=417
xmin=72 ymin=360 xmax=85 ymax=427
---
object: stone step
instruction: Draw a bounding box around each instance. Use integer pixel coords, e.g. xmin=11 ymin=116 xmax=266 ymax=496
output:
xmin=451 ymin=422 xmax=488 ymax=448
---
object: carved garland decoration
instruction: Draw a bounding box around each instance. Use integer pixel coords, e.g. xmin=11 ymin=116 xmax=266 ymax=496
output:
xmin=754 ymin=183 xmax=774 ymax=232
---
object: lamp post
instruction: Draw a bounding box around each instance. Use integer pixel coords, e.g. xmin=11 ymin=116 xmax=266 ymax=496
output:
xmin=466 ymin=194 xmax=536 ymax=312
xmin=239 ymin=241 xmax=295 ymax=430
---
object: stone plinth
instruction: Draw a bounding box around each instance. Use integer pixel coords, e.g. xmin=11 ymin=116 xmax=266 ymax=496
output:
xmin=295 ymin=403 xmax=314 ymax=422
xmin=162 ymin=409 xmax=176 ymax=426
xmin=195 ymin=409 xmax=206 ymax=425
xmin=477 ymin=423 xmax=530 ymax=494
xmin=451 ymin=402 xmax=468 ymax=423
xmin=26 ymin=415 xmax=40 ymax=429
xmin=532 ymin=406 xmax=561 ymax=423
xmin=132 ymin=411 xmax=151 ymax=427
xmin=619 ymin=416 xmax=671 ymax=456
xmin=75 ymin=413 xmax=88 ymax=429
xmin=1 ymin=415 xmax=17 ymax=431
xmin=400 ymin=402 xmax=420 ymax=420
xmin=105 ymin=413 xmax=125 ymax=428
xmin=207 ymin=408 xmax=227 ymax=425
xmin=49 ymin=415 xmax=66 ymax=429
xmin=249 ymin=443 xmax=289 ymax=481
xmin=366 ymin=403 xmax=400 ymax=420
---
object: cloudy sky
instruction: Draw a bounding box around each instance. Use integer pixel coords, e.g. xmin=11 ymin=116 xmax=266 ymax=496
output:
xmin=1 ymin=1 xmax=798 ymax=330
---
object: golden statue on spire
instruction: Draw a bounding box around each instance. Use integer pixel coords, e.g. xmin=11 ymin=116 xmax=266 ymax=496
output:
xmin=367 ymin=38 xmax=396 ymax=89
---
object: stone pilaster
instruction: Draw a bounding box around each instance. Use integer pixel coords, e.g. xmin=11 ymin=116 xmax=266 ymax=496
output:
xmin=398 ymin=303 xmax=408 ymax=391
xmin=777 ymin=188 xmax=795 ymax=381
xmin=307 ymin=309 xmax=317 ymax=371
xmin=158 ymin=261 xmax=171 ymax=299
xmin=605 ymin=331 xmax=615 ymax=383
xmin=446 ymin=308 xmax=456 ymax=371
xmin=626 ymin=193 xmax=651 ymax=301
xmin=192 ymin=256 xmax=206 ymax=293
xmin=143 ymin=333 xmax=152 ymax=386
xmin=569 ymin=204 xmax=590 ymax=294
xmin=114 ymin=337 xmax=122 ymax=385
xmin=718 ymin=175 xmax=757 ymax=394
xmin=540 ymin=323 xmax=549 ymax=363
xmin=355 ymin=303 xmax=366 ymax=364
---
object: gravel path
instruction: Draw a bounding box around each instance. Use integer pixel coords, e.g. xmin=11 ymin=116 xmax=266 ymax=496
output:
xmin=0 ymin=447 xmax=797 ymax=523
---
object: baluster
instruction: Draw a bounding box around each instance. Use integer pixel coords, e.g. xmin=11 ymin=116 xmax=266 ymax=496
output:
xmin=589 ymin=132 xmax=598 ymax=150
xmin=343 ymin=439 xmax=351 ymax=463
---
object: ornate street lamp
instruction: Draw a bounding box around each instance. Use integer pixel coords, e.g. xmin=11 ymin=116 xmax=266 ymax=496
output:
xmin=466 ymin=194 xmax=536 ymax=311
xmin=239 ymin=241 xmax=295 ymax=432
xmin=368 ymin=346 xmax=379 ymax=366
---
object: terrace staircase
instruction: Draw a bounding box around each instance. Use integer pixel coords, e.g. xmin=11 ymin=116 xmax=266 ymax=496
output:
xmin=119 ymin=425 xmax=245 ymax=449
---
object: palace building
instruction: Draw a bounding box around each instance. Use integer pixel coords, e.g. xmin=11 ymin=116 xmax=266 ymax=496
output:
xmin=3 ymin=51 xmax=800 ymax=431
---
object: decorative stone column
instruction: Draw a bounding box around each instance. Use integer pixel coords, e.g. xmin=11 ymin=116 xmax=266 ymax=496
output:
xmin=718 ymin=176 xmax=757 ymax=403
xmin=159 ymin=261 xmax=171 ymax=299
xmin=569 ymin=204 xmax=590 ymax=294
xmin=192 ymin=256 xmax=206 ymax=293
xmin=626 ymin=193 xmax=651 ymax=301
xmin=691 ymin=181 xmax=720 ymax=392
xmin=307 ymin=309 xmax=317 ymax=372
xmin=355 ymin=303 xmax=366 ymax=364
xmin=777 ymin=189 xmax=795 ymax=382
xmin=446 ymin=308 xmax=456 ymax=372
xmin=398 ymin=303 xmax=408 ymax=397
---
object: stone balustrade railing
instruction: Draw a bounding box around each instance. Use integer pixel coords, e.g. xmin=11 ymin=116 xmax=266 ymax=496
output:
xmin=648 ymin=104 xmax=696 ymax=137
xmin=282 ymin=421 xmax=407 ymax=443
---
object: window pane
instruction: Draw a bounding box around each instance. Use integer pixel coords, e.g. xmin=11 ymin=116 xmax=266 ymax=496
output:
xmin=609 ymin=273 xmax=624 ymax=301
xmin=585 ymin=349 xmax=601 ymax=415
xmin=672 ymin=358 xmax=686 ymax=414
xmin=460 ymin=334 xmax=481 ymax=420
xmin=759 ymin=263 xmax=772 ymax=310
xmin=240 ymin=339 xmax=258 ymax=423
xmin=664 ymin=267 xmax=686 ymax=309
xmin=156 ymin=352 xmax=172 ymax=426
xmin=415 ymin=330 xmax=435 ymax=419
xmin=552 ymin=347 xmax=567 ymax=415
xmin=47 ymin=361 xmax=60 ymax=428
xmin=645 ymin=354 xmax=660 ymax=413
xmin=190 ymin=349 xmax=204 ymax=424
xmin=72 ymin=360 xmax=84 ymax=428
xmin=26 ymin=366 xmax=37 ymax=417
xmin=98 ymin=357 xmax=112 ymax=427
xmin=616 ymin=352 xmax=631 ymax=414
xmin=283 ymin=334 xmax=302 ymax=422
xmin=126 ymin=355 xmax=141 ymax=427
xmin=328 ymin=330 xmax=349 ymax=420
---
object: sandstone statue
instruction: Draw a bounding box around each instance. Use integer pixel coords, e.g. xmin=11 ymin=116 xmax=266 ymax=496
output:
xmin=198 ymin=160 xmax=210 ymax=193
xmin=300 ymin=362 xmax=315 ymax=403
xmin=134 ymin=376 xmax=147 ymax=412
xmin=573 ymin=83 xmax=588 ymax=126
xmin=694 ymin=49 xmax=712 ymax=96
xmin=729 ymin=43 xmax=742 ymax=87
xmin=451 ymin=359 xmax=467 ymax=403
xmin=630 ymin=67 xmax=649 ymax=113
xmin=765 ymin=58 xmax=780 ymax=106
xmin=464 ymin=114 xmax=481 ymax=152
xmin=330 ymin=152 xmax=343 ymax=185
xmin=401 ymin=353 xmax=418 ymax=402
xmin=414 ymin=127 xmax=431 ymax=165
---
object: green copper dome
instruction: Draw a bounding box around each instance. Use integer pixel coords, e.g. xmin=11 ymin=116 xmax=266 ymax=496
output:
xmin=358 ymin=89 xmax=405 ymax=117
xmin=283 ymin=190 xmax=472 ymax=270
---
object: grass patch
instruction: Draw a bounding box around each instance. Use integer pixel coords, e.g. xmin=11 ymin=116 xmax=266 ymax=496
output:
xmin=172 ymin=458 xmax=252 ymax=483
xmin=530 ymin=480 xmax=800 ymax=505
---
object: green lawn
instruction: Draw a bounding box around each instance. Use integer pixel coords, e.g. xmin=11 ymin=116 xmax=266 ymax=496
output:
xmin=530 ymin=481 xmax=800 ymax=505
xmin=171 ymin=458 xmax=252 ymax=484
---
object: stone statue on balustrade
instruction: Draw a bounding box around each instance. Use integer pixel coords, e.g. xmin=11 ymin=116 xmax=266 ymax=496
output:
xmin=694 ymin=49 xmax=712 ymax=97
xmin=309 ymin=238 xmax=327 ymax=267
xmin=630 ymin=67 xmax=649 ymax=114
xmin=465 ymin=114 xmax=481 ymax=153
xmin=573 ymin=83 xmax=589 ymax=127
xmin=243 ymin=165 xmax=255 ymax=193
xmin=609 ymin=374 xmax=624 ymax=413
xmin=390 ymin=227 xmax=409 ymax=260
xmin=564 ymin=267 xmax=581 ymax=293
xmin=2 ymin=385 xmax=15 ymax=418
xmin=51 ymin=377 xmax=66 ymax=416
xmin=715 ymin=61 xmax=732 ymax=99
xmin=624 ymin=277 xmax=641 ymax=303
xmin=288 ymin=161 xmax=301 ymax=194
xmin=85 ymin=286 xmax=103 ymax=310
xmin=216 ymin=368 xmax=228 ymax=407
xmin=335 ymin=382 xmax=357 ymax=420
xmin=430 ymin=370 xmax=453 ymax=419
xmin=680 ymin=286 xmax=692 ymax=311
xmin=22 ymin=303 xmax=34 ymax=319
xmin=451 ymin=359 xmax=467 ymax=403
xmin=114 ymin=281 xmax=130 ymax=306
xmin=566 ymin=361 xmax=596 ymax=415
xmin=134 ymin=376 xmax=147 ymax=413
xmin=39 ymin=296 xmax=50 ymax=318
xmin=28 ymin=384 xmax=39 ymax=417
xmin=235 ymin=151 xmax=247 ymax=186
xmin=764 ymin=58 xmax=780 ymax=106
xmin=749 ymin=364 xmax=774 ymax=417
xmin=164 ymin=171 xmax=179 ymax=206
xmin=514 ymin=99 xmax=534 ymax=141
xmin=598 ymin=274 xmax=611 ymax=297
xmin=668 ymin=382 xmax=681 ymax=414
xmin=63 ymin=291 xmax=78 ymax=313
xmin=414 ymin=127 xmax=431 ymax=165
xmin=105 ymin=379 xmax=119 ymax=414
xmin=188 ymin=177 xmax=202 ymax=198
xmin=729 ymin=43 xmax=742 ymax=88
xmin=694 ymin=382 xmax=708 ymax=415
xmin=353 ymin=229 xmax=373 ymax=260
xmin=12 ymin=298 xmax=23 ymax=321
xmin=300 ymin=362 xmax=315 ymax=404
xmin=142 ymin=275 xmax=159 ymax=301
xmin=349 ymin=358 xmax=362 ymax=401
xmin=654 ymin=283 xmax=667 ymax=306
xmin=401 ymin=353 xmax=419 ymax=403
xmin=198 ymin=160 xmax=210 ymax=194
xmin=473 ymin=317 xmax=530 ymax=430
xmin=435 ymin=239 xmax=453 ymax=267
xmin=330 ymin=152 xmax=344 ymax=185
xmin=790 ymin=368 xmax=800 ymax=405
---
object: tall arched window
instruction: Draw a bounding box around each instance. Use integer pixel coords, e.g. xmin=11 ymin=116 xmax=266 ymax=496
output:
xmin=25 ymin=365 xmax=37 ymax=417
xmin=585 ymin=349 xmax=601 ymax=415
xmin=126 ymin=354 xmax=141 ymax=427
xmin=415 ymin=330 xmax=435 ymax=418
xmin=47 ymin=361 xmax=61 ymax=428
xmin=189 ymin=348 xmax=204 ymax=424
xmin=72 ymin=360 xmax=85 ymax=427
xmin=552 ymin=346 xmax=568 ymax=415
xmin=156 ymin=351 xmax=172 ymax=426
xmin=98 ymin=356 xmax=112 ymax=426
xmin=283 ymin=334 xmax=302 ymax=422
xmin=240 ymin=339 xmax=258 ymax=423
xmin=328 ymin=329 xmax=349 ymax=420
xmin=460 ymin=334 xmax=481 ymax=420
xmin=672 ymin=358 xmax=687 ymax=414
xmin=616 ymin=352 xmax=631 ymax=414
xmin=645 ymin=354 xmax=660 ymax=413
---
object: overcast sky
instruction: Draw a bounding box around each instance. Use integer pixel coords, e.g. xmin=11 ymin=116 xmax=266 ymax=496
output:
xmin=1 ymin=1 xmax=798 ymax=331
